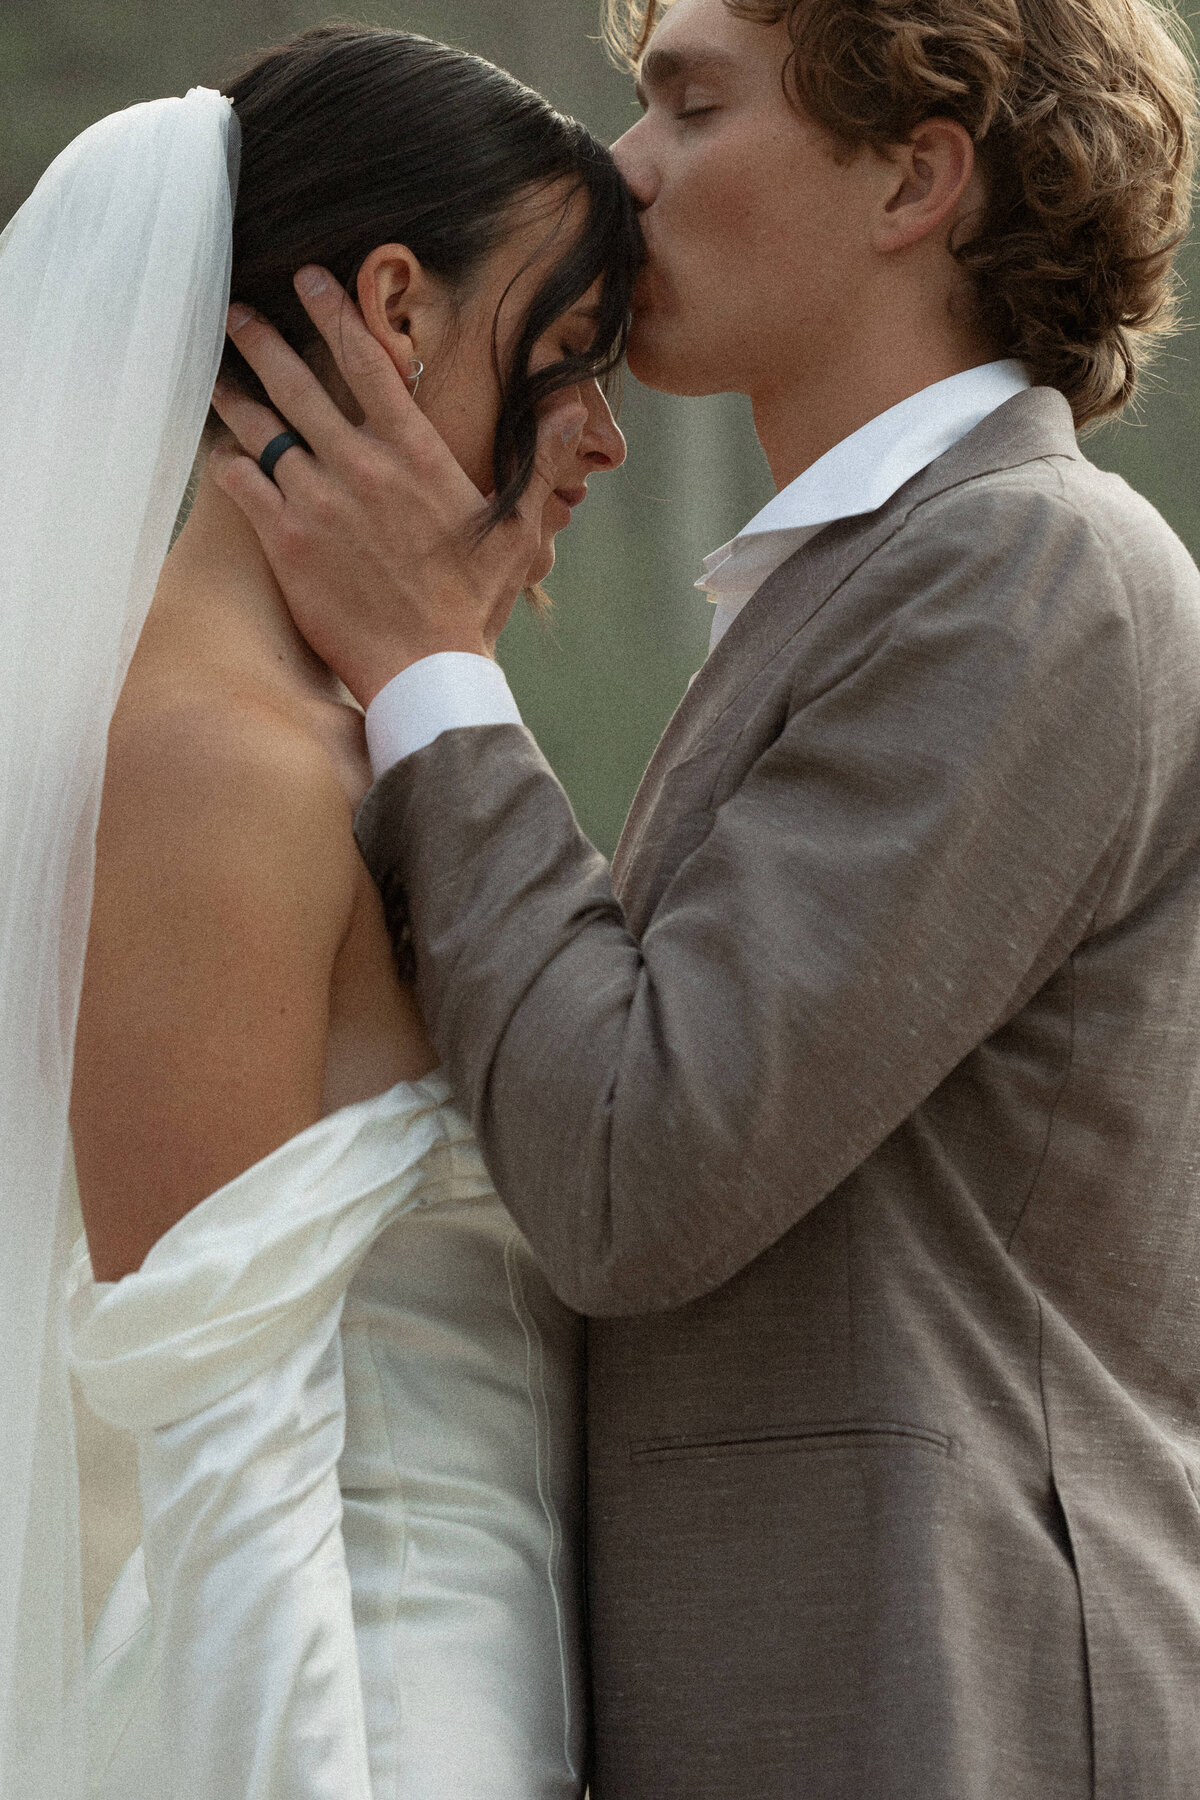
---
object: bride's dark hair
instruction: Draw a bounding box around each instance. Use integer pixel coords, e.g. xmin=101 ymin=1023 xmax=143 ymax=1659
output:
xmin=220 ymin=23 xmax=642 ymax=521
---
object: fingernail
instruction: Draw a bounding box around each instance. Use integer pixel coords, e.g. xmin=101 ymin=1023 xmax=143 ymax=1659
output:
xmin=295 ymin=266 xmax=329 ymax=298
xmin=227 ymin=303 xmax=253 ymax=332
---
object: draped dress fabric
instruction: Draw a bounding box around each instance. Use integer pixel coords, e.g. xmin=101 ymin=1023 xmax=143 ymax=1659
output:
xmin=67 ymin=1074 xmax=585 ymax=1800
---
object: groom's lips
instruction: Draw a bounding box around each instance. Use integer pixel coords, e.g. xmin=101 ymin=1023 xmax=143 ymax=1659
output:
xmin=555 ymin=486 xmax=588 ymax=508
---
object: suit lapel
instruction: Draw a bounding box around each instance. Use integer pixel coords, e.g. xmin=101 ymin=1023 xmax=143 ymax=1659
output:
xmin=612 ymin=386 xmax=1081 ymax=898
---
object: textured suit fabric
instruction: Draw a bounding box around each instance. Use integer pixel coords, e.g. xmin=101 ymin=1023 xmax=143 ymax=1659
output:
xmin=355 ymin=389 xmax=1200 ymax=1799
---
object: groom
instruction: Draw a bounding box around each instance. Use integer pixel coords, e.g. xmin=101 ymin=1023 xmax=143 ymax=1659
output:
xmin=212 ymin=0 xmax=1200 ymax=1792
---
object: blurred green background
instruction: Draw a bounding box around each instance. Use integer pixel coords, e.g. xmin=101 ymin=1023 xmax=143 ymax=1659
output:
xmin=3 ymin=0 xmax=1198 ymax=855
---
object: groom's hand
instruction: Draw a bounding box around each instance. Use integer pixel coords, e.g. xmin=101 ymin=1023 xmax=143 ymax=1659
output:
xmin=208 ymin=267 xmax=587 ymax=707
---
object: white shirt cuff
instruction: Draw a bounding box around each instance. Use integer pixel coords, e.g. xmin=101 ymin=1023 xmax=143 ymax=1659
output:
xmin=364 ymin=652 xmax=524 ymax=777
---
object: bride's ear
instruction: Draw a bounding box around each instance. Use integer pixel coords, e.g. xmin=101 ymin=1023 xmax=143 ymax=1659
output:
xmin=355 ymin=244 xmax=435 ymax=387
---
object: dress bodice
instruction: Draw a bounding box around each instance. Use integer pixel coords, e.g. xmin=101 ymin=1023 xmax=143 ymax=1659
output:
xmin=69 ymin=1076 xmax=585 ymax=1800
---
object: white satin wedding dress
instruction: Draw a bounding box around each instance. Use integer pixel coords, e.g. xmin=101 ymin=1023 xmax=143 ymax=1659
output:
xmin=67 ymin=1074 xmax=585 ymax=1800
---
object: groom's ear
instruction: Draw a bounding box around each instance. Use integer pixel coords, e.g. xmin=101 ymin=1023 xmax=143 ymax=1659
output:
xmin=355 ymin=243 xmax=438 ymax=379
xmin=869 ymin=118 xmax=982 ymax=258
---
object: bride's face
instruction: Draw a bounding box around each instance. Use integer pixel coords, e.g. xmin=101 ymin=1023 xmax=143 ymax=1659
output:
xmin=355 ymin=189 xmax=628 ymax=586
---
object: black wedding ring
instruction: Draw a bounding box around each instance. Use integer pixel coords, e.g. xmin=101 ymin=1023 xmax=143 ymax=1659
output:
xmin=258 ymin=429 xmax=308 ymax=483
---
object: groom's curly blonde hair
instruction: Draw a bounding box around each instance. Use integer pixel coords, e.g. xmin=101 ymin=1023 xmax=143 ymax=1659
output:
xmin=605 ymin=0 xmax=1198 ymax=427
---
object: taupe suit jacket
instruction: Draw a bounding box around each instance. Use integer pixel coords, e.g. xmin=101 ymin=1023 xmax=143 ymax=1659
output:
xmin=357 ymin=389 xmax=1200 ymax=1799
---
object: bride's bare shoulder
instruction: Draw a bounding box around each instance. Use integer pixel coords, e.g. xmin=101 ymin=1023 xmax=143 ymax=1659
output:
xmin=104 ymin=672 xmax=356 ymax=866
xmin=91 ymin=669 xmax=361 ymax=1036
xmin=75 ymin=676 xmax=361 ymax=1279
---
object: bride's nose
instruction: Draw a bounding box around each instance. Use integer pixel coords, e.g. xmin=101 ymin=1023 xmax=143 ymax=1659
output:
xmin=580 ymin=380 xmax=627 ymax=472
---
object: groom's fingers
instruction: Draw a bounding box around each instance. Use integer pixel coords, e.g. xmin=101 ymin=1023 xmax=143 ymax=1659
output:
xmin=225 ymin=303 xmax=361 ymax=466
xmin=291 ymin=271 xmax=485 ymax=508
xmin=290 ymin=267 xmax=429 ymax=448
xmin=206 ymin=378 xmax=312 ymax=534
xmin=207 ymin=435 xmax=286 ymax=535
xmin=209 ymin=379 xmax=308 ymax=476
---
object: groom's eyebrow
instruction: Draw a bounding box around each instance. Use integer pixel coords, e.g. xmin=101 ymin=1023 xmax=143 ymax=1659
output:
xmin=634 ymin=47 xmax=737 ymax=109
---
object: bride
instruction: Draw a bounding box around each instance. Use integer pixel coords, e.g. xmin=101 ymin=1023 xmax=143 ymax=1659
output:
xmin=0 ymin=23 xmax=639 ymax=1799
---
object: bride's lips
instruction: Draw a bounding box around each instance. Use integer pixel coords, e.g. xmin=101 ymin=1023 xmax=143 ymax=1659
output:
xmin=545 ymin=485 xmax=588 ymax=532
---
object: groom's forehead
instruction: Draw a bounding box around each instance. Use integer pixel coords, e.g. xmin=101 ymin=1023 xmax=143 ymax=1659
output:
xmin=635 ymin=44 xmax=740 ymax=104
xmin=633 ymin=0 xmax=781 ymax=99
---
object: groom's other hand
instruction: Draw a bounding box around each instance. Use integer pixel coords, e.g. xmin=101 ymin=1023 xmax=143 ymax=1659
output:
xmin=209 ymin=273 xmax=587 ymax=706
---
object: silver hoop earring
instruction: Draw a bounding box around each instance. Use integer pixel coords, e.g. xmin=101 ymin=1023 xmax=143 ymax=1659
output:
xmin=405 ymin=359 xmax=424 ymax=398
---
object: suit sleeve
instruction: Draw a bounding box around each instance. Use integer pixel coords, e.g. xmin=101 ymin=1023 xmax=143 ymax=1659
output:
xmin=355 ymin=485 xmax=1140 ymax=1316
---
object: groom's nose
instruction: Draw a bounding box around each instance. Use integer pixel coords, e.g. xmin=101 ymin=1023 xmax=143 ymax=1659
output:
xmin=611 ymin=119 xmax=657 ymax=210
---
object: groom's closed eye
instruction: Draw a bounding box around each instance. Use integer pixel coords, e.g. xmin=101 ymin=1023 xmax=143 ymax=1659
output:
xmin=674 ymin=99 xmax=721 ymax=123
xmin=634 ymin=46 xmax=737 ymax=112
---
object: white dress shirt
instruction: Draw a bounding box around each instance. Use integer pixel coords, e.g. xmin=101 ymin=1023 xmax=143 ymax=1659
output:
xmin=365 ymin=360 xmax=1032 ymax=777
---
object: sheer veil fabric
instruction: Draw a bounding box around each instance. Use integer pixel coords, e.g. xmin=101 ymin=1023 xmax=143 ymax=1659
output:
xmin=0 ymin=90 xmax=238 ymax=1799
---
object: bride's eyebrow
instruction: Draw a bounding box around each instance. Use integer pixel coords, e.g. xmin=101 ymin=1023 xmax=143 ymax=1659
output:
xmin=634 ymin=46 xmax=736 ymax=109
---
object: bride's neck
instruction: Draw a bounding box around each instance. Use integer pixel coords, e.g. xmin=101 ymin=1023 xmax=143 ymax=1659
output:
xmin=146 ymin=454 xmax=344 ymax=706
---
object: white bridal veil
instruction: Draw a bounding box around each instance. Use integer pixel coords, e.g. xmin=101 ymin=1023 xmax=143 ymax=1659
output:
xmin=0 ymin=89 xmax=237 ymax=1798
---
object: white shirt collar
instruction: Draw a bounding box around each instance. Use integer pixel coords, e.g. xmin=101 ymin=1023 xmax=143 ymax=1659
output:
xmin=699 ymin=359 xmax=1031 ymax=651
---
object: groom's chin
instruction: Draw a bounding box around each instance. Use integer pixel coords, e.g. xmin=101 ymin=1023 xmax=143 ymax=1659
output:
xmin=626 ymin=322 xmax=728 ymax=400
